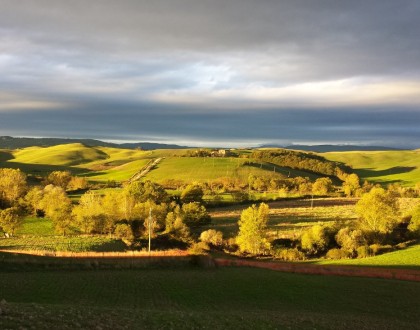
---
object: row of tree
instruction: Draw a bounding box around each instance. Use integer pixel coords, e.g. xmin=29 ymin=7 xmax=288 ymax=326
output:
xmin=0 ymin=168 xmax=211 ymax=241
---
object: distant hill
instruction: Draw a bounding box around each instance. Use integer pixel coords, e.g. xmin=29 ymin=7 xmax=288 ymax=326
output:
xmin=0 ymin=136 xmax=188 ymax=150
xmin=260 ymin=144 xmax=406 ymax=152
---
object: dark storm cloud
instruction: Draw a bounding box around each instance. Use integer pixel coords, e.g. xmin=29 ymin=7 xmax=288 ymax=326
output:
xmin=1 ymin=0 xmax=420 ymax=146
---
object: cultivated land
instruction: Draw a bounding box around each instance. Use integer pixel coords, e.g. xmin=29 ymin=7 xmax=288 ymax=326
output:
xmin=0 ymin=266 xmax=419 ymax=329
xmin=324 ymin=149 xmax=420 ymax=186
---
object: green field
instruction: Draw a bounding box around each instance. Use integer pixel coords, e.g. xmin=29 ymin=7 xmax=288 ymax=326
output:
xmin=144 ymin=156 xmax=320 ymax=184
xmin=0 ymin=267 xmax=418 ymax=329
xmin=208 ymin=198 xmax=357 ymax=239
xmin=0 ymin=144 xmax=326 ymax=185
xmin=317 ymin=243 xmax=420 ymax=269
xmin=324 ymin=150 xmax=420 ymax=186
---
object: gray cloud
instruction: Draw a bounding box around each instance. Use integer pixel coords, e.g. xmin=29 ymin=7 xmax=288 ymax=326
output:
xmin=0 ymin=0 xmax=420 ymax=147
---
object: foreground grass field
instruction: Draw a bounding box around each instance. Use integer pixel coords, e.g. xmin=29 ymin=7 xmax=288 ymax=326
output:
xmin=324 ymin=150 xmax=420 ymax=186
xmin=0 ymin=267 xmax=419 ymax=329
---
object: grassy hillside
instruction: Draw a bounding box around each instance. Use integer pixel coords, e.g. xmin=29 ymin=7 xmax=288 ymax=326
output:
xmin=144 ymin=157 xmax=322 ymax=184
xmin=0 ymin=267 xmax=418 ymax=329
xmin=317 ymin=244 xmax=420 ymax=269
xmin=324 ymin=150 xmax=420 ymax=186
xmin=10 ymin=143 xmax=109 ymax=166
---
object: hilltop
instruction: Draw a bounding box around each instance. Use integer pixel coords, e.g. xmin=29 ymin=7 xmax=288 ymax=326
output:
xmin=0 ymin=136 xmax=188 ymax=150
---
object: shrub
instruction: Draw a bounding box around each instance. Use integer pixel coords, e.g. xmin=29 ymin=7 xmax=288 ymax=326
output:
xmin=200 ymin=229 xmax=223 ymax=247
xmin=369 ymin=244 xmax=393 ymax=256
xmin=274 ymin=248 xmax=306 ymax=261
xmin=300 ymin=224 xmax=330 ymax=256
xmin=335 ymin=227 xmax=366 ymax=255
xmin=356 ymin=245 xmax=371 ymax=258
xmin=326 ymin=248 xmax=350 ymax=260
xmin=114 ymin=224 xmax=134 ymax=242
xmin=188 ymin=241 xmax=210 ymax=255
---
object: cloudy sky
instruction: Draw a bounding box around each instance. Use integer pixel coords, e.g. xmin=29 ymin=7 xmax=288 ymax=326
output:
xmin=1 ymin=0 xmax=420 ymax=147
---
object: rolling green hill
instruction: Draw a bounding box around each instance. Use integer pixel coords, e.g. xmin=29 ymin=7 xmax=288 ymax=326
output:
xmin=324 ymin=150 xmax=420 ymax=186
xmin=10 ymin=143 xmax=109 ymax=166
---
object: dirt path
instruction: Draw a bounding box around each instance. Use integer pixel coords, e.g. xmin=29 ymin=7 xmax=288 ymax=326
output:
xmin=128 ymin=157 xmax=163 ymax=182
xmin=215 ymin=258 xmax=420 ymax=282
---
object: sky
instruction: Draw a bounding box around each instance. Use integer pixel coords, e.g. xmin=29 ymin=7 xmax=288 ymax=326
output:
xmin=1 ymin=0 xmax=420 ymax=148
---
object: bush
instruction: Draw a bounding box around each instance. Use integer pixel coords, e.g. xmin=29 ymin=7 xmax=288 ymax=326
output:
xmin=356 ymin=245 xmax=371 ymax=258
xmin=114 ymin=224 xmax=134 ymax=242
xmin=188 ymin=241 xmax=210 ymax=255
xmin=326 ymin=248 xmax=350 ymax=260
xmin=274 ymin=248 xmax=306 ymax=261
xmin=300 ymin=224 xmax=330 ymax=256
xmin=369 ymin=244 xmax=393 ymax=256
xmin=200 ymin=229 xmax=223 ymax=247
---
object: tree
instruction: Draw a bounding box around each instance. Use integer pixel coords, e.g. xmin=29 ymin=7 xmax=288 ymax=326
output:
xmin=0 ymin=168 xmax=27 ymax=208
xmin=125 ymin=181 xmax=169 ymax=204
xmin=0 ymin=207 xmax=23 ymax=236
xmin=300 ymin=224 xmax=331 ymax=255
xmin=72 ymin=191 xmax=105 ymax=234
xmin=355 ymin=187 xmax=399 ymax=235
xmin=342 ymin=173 xmax=361 ymax=197
xmin=236 ymin=203 xmax=270 ymax=254
xmin=44 ymin=171 xmax=72 ymax=190
xmin=180 ymin=184 xmax=204 ymax=203
xmin=39 ymin=185 xmax=73 ymax=235
xmin=200 ymin=229 xmax=223 ymax=247
xmin=165 ymin=210 xmax=191 ymax=242
xmin=408 ymin=205 xmax=420 ymax=236
xmin=177 ymin=202 xmax=211 ymax=227
xmin=312 ymin=177 xmax=333 ymax=196
xmin=335 ymin=227 xmax=366 ymax=255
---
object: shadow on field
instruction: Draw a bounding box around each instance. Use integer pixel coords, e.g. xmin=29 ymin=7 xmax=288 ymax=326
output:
xmin=0 ymin=161 xmax=91 ymax=176
xmin=357 ymin=166 xmax=416 ymax=178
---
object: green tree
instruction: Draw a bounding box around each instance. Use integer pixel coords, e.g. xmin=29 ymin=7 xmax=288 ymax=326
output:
xmin=180 ymin=184 xmax=204 ymax=203
xmin=300 ymin=224 xmax=330 ymax=255
xmin=125 ymin=181 xmax=169 ymax=204
xmin=165 ymin=210 xmax=191 ymax=242
xmin=0 ymin=168 xmax=27 ymax=208
xmin=44 ymin=171 xmax=72 ymax=190
xmin=342 ymin=173 xmax=361 ymax=197
xmin=312 ymin=177 xmax=333 ymax=195
xmin=39 ymin=185 xmax=73 ymax=235
xmin=178 ymin=202 xmax=210 ymax=227
xmin=408 ymin=205 xmax=420 ymax=236
xmin=72 ymin=191 xmax=105 ymax=234
xmin=200 ymin=229 xmax=223 ymax=247
xmin=355 ymin=187 xmax=399 ymax=235
xmin=0 ymin=207 xmax=23 ymax=236
xmin=236 ymin=203 xmax=270 ymax=254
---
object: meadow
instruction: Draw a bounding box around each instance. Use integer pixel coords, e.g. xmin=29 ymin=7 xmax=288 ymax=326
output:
xmin=324 ymin=149 xmax=420 ymax=186
xmin=0 ymin=266 xmax=419 ymax=329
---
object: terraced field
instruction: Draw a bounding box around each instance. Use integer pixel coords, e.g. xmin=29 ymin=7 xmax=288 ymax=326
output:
xmin=324 ymin=150 xmax=420 ymax=186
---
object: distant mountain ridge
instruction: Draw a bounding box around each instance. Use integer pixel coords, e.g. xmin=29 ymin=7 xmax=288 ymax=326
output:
xmin=0 ymin=136 xmax=189 ymax=150
xmin=261 ymin=144 xmax=407 ymax=152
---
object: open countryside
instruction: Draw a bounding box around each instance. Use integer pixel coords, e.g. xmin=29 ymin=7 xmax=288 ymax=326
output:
xmin=1 ymin=141 xmax=420 ymax=329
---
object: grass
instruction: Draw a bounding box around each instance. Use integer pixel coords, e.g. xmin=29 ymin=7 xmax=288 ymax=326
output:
xmin=0 ymin=267 xmax=418 ymax=329
xmin=16 ymin=217 xmax=55 ymax=236
xmin=144 ymin=157 xmax=320 ymax=184
xmin=324 ymin=150 xmax=420 ymax=186
xmin=9 ymin=143 xmax=109 ymax=166
xmin=207 ymin=198 xmax=357 ymax=239
xmin=317 ymin=244 xmax=420 ymax=269
xmin=0 ymin=236 xmax=126 ymax=252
